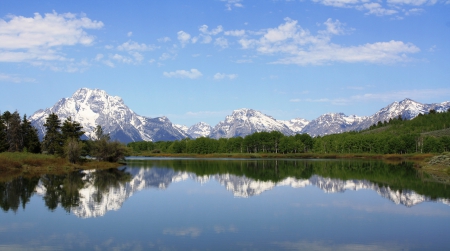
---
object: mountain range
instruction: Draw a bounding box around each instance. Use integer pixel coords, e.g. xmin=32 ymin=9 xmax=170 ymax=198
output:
xmin=30 ymin=88 xmax=450 ymax=142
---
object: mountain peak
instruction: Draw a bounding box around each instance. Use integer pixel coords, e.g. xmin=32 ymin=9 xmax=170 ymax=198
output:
xmin=30 ymin=88 xmax=189 ymax=143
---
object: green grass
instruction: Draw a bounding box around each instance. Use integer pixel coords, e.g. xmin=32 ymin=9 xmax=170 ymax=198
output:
xmin=0 ymin=152 xmax=122 ymax=177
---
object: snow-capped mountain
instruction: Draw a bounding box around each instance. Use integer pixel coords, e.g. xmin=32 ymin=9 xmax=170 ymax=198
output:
xmin=355 ymin=98 xmax=450 ymax=130
xmin=301 ymin=113 xmax=366 ymax=137
xmin=279 ymin=118 xmax=310 ymax=134
xmin=209 ymin=108 xmax=294 ymax=139
xmin=298 ymin=99 xmax=450 ymax=136
xmin=35 ymin=166 xmax=450 ymax=218
xmin=187 ymin=122 xmax=213 ymax=138
xmin=29 ymin=88 xmax=450 ymax=141
xmin=29 ymin=88 xmax=189 ymax=143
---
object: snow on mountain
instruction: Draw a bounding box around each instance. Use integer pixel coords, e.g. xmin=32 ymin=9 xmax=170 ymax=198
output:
xmin=29 ymin=88 xmax=189 ymax=143
xmin=301 ymin=113 xmax=366 ymax=137
xmin=187 ymin=122 xmax=213 ymax=138
xmin=209 ymin=108 xmax=294 ymax=139
xmin=279 ymin=118 xmax=310 ymax=134
xmin=33 ymin=167 xmax=450 ymax=218
xmin=29 ymin=88 xmax=450 ymax=141
xmin=356 ymin=98 xmax=428 ymax=130
xmin=173 ymin=124 xmax=189 ymax=134
xmin=300 ymin=99 xmax=450 ymax=136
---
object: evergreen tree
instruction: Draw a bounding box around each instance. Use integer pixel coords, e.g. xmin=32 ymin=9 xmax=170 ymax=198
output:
xmin=6 ymin=111 xmax=23 ymax=152
xmin=0 ymin=113 xmax=8 ymax=152
xmin=61 ymin=117 xmax=84 ymax=142
xmin=21 ymin=115 xmax=41 ymax=153
xmin=42 ymin=113 xmax=63 ymax=155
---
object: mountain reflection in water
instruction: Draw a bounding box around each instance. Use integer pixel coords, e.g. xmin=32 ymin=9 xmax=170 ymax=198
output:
xmin=1 ymin=159 xmax=449 ymax=218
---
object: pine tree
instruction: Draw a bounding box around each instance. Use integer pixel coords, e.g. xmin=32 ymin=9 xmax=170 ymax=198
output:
xmin=42 ymin=113 xmax=63 ymax=155
xmin=7 ymin=111 xmax=23 ymax=152
xmin=21 ymin=115 xmax=41 ymax=153
xmin=0 ymin=113 xmax=8 ymax=152
xmin=61 ymin=117 xmax=84 ymax=142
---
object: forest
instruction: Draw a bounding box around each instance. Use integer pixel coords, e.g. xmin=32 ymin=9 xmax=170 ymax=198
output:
xmin=128 ymin=109 xmax=450 ymax=155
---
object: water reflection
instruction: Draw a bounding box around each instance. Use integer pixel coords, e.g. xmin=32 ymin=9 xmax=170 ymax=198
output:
xmin=1 ymin=159 xmax=449 ymax=218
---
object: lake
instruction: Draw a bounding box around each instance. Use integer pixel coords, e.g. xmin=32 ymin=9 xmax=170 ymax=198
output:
xmin=1 ymin=158 xmax=450 ymax=250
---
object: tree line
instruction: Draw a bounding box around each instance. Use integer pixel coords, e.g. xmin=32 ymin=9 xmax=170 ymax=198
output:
xmin=128 ymin=109 xmax=450 ymax=155
xmin=0 ymin=111 xmax=128 ymax=163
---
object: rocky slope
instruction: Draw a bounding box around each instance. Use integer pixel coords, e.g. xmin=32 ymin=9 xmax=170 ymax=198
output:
xmin=30 ymin=88 xmax=189 ymax=143
xmin=209 ymin=108 xmax=294 ymax=139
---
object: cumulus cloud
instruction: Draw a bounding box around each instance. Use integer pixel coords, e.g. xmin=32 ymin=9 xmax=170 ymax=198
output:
xmin=158 ymin=37 xmax=171 ymax=43
xmin=177 ymin=31 xmax=191 ymax=47
xmin=224 ymin=29 xmax=246 ymax=36
xmin=117 ymin=40 xmax=157 ymax=51
xmin=312 ymin=0 xmax=438 ymax=16
xmin=221 ymin=0 xmax=244 ymax=10
xmin=199 ymin=25 xmax=224 ymax=35
xmin=0 ymin=11 xmax=103 ymax=63
xmin=214 ymin=73 xmax=238 ymax=80
xmin=111 ymin=54 xmax=133 ymax=64
xmin=163 ymin=69 xmax=203 ymax=79
xmin=238 ymin=18 xmax=420 ymax=65
xmin=214 ymin=37 xmax=229 ymax=48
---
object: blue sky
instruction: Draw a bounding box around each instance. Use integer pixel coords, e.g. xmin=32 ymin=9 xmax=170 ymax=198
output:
xmin=0 ymin=0 xmax=449 ymax=126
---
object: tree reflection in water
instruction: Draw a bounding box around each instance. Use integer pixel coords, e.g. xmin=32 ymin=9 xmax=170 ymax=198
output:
xmin=0 ymin=168 xmax=131 ymax=213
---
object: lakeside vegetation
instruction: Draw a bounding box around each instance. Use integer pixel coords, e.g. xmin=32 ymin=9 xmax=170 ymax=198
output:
xmin=0 ymin=111 xmax=128 ymax=174
xmin=127 ymin=110 xmax=450 ymax=173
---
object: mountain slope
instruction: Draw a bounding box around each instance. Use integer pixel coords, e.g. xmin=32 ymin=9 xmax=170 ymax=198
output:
xmin=30 ymin=88 xmax=189 ymax=143
xmin=187 ymin=122 xmax=213 ymax=138
xmin=209 ymin=108 xmax=294 ymax=139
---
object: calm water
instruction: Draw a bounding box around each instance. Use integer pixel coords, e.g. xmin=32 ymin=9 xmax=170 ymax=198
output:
xmin=1 ymin=158 xmax=450 ymax=251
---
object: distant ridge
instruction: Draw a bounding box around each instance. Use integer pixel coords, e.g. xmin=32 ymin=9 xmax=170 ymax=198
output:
xmin=29 ymin=88 xmax=450 ymax=142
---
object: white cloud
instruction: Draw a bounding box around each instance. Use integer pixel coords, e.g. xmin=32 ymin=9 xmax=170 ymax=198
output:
xmin=159 ymin=52 xmax=177 ymax=61
xmin=224 ymin=29 xmax=246 ymax=36
xmin=199 ymin=25 xmax=224 ymax=35
xmin=404 ymin=8 xmax=425 ymax=15
xmin=201 ymin=35 xmax=213 ymax=44
xmin=214 ymin=73 xmax=238 ymax=80
xmin=214 ymin=37 xmax=229 ymax=48
xmin=117 ymin=40 xmax=157 ymax=51
xmin=158 ymin=37 xmax=171 ymax=43
xmin=312 ymin=0 xmax=399 ymax=16
xmin=177 ymin=31 xmax=191 ymax=47
xmin=127 ymin=31 xmax=132 ymax=37
xmin=221 ymin=0 xmax=244 ymax=10
xmin=387 ymin=0 xmax=437 ymax=5
xmin=129 ymin=51 xmax=144 ymax=62
xmin=0 ymin=11 xmax=103 ymax=63
xmin=239 ymin=18 xmax=420 ymax=65
xmin=103 ymin=60 xmax=115 ymax=68
xmin=163 ymin=69 xmax=203 ymax=79
xmin=94 ymin=54 xmax=104 ymax=61
xmin=357 ymin=3 xmax=398 ymax=16
xmin=0 ymin=73 xmax=36 ymax=83
xmin=111 ymin=54 xmax=133 ymax=64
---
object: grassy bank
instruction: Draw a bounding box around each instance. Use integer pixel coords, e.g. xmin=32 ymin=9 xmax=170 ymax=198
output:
xmin=0 ymin=152 xmax=123 ymax=179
